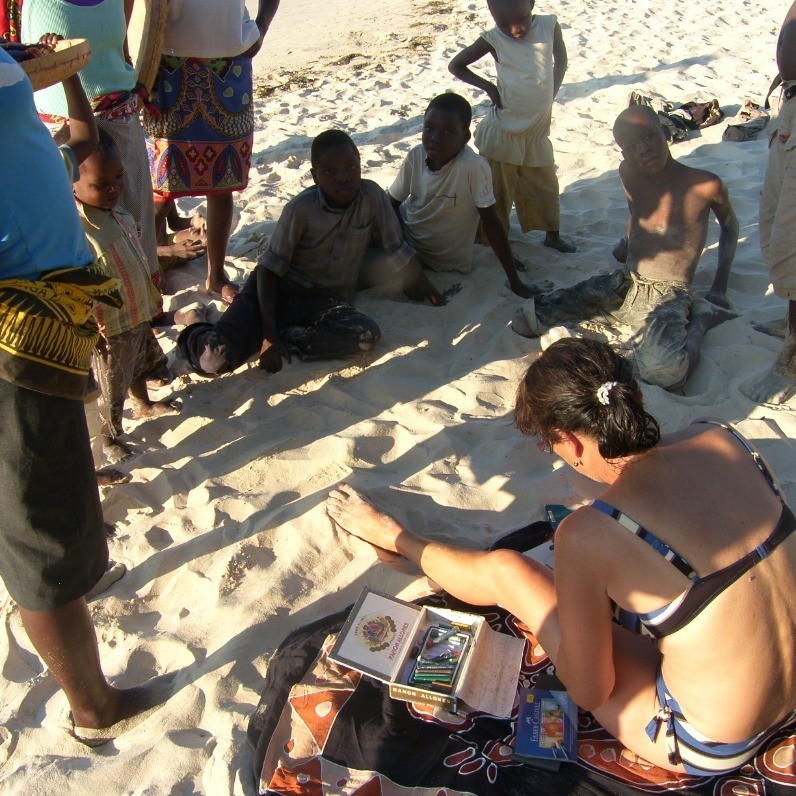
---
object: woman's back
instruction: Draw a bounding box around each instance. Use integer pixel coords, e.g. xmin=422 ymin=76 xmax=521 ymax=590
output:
xmin=597 ymin=422 xmax=796 ymax=741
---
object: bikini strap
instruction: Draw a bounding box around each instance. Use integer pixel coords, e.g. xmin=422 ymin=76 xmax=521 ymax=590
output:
xmin=591 ymin=499 xmax=697 ymax=580
xmin=690 ymin=419 xmax=784 ymax=501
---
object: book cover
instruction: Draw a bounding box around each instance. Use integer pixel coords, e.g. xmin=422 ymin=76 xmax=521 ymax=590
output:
xmin=513 ymin=685 xmax=578 ymax=767
xmin=328 ymin=590 xmax=422 ymax=682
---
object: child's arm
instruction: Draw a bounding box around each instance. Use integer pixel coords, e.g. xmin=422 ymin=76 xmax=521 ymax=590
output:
xmin=478 ymin=206 xmax=538 ymax=298
xmin=38 ymin=33 xmax=98 ymax=164
xmin=255 ymin=266 xmax=292 ymax=372
xmin=401 ymin=257 xmax=445 ymax=305
xmin=706 ymin=180 xmax=738 ymax=309
xmin=449 ymin=39 xmax=502 ymax=107
xmin=63 ymin=74 xmax=99 ymax=165
xmin=552 ymin=22 xmax=568 ymax=98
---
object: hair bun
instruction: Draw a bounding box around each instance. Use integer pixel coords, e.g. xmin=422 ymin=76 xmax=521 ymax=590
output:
xmin=596 ymin=381 xmax=619 ymax=406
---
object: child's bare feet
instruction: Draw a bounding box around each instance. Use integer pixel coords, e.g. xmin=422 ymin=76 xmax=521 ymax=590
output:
xmin=543 ymin=232 xmax=577 ymax=253
xmin=103 ymin=438 xmax=134 ymax=464
xmin=508 ymin=278 xmax=554 ymax=299
xmin=205 ymin=277 xmax=240 ymax=305
xmin=172 ymin=303 xmax=207 ymax=327
xmin=327 ymin=483 xmax=404 ymax=553
xmin=130 ymin=398 xmax=181 ymax=420
xmin=95 ymin=467 xmax=131 ymax=486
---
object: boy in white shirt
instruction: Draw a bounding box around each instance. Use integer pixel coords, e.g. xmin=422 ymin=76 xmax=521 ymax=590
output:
xmin=388 ymin=93 xmax=550 ymax=298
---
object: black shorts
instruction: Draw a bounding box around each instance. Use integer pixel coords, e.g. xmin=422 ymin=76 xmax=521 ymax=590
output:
xmin=0 ymin=379 xmax=107 ymax=610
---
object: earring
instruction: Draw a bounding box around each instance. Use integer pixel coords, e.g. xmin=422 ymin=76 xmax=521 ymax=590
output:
xmin=573 ymin=458 xmax=582 ymax=467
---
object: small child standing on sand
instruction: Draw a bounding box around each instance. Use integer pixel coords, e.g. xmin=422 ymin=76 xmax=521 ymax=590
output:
xmin=388 ymin=92 xmax=551 ymax=298
xmin=449 ymin=0 xmax=575 ymax=253
xmin=74 ymin=129 xmax=181 ymax=462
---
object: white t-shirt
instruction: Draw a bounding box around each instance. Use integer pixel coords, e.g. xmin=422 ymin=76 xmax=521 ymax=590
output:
xmin=388 ymin=144 xmax=495 ymax=273
xmin=163 ymin=0 xmax=260 ymax=58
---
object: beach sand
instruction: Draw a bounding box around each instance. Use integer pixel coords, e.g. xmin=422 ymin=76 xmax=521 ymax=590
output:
xmin=1 ymin=0 xmax=794 ymax=792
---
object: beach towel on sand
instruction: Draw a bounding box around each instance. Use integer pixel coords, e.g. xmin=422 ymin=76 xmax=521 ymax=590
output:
xmin=247 ymin=523 xmax=796 ymax=796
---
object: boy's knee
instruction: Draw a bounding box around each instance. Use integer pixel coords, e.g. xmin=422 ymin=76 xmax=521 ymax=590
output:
xmin=178 ymin=324 xmax=237 ymax=376
xmin=635 ymin=351 xmax=689 ymax=390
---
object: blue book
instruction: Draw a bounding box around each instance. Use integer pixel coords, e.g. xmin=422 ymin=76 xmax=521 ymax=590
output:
xmin=513 ymin=684 xmax=578 ymax=769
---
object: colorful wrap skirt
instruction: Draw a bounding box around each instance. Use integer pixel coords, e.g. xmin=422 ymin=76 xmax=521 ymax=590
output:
xmin=143 ymin=54 xmax=254 ymax=198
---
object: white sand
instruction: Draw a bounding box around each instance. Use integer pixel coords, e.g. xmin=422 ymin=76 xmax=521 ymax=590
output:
xmin=2 ymin=0 xmax=795 ymax=792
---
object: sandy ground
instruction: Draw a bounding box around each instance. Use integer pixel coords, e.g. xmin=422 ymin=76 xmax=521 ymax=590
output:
xmin=1 ymin=0 xmax=795 ymax=793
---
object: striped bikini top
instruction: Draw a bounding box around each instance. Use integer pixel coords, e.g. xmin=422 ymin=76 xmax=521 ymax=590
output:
xmin=594 ymin=420 xmax=795 ymax=640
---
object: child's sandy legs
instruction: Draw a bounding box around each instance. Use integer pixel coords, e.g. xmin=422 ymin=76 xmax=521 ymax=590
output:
xmin=102 ymin=435 xmax=134 ymax=464
xmin=128 ymin=380 xmax=181 ymax=420
xmin=742 ymin=300 xmax=796 ymax=404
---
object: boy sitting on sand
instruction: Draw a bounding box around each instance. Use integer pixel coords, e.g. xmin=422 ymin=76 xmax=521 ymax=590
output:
xmin=512 ymin=105 xmax=739 ymax=391
xmin=388 ymin=93 xmax=550 ymax=299
xmin=178 ymin=129 xmax=444 ymax=376
xmin=74 ymin=128 xmax=183 ymax=461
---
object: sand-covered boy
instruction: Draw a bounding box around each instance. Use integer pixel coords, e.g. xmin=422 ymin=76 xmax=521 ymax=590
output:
xmin=388 ymin=93 xmax=549 ymax=298
xmin=179 ymin=130 xmax=443 ymax=375
xmin=512 ymin=105 xmax=738 ymax=390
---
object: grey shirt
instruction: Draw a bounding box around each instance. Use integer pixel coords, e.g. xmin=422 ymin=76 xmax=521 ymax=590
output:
xmin=258 ymin=180 xmax=416 ymax=299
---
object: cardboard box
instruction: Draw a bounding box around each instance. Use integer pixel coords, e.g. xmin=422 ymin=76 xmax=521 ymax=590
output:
xmin=328 ymin=588 xmax=525 ymax=717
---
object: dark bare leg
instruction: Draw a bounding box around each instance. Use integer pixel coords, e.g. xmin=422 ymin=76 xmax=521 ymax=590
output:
xmin=19 ymin=600 xmax=132 ymax=728
xmin=205 ymin=193 xmax=239 ymax=303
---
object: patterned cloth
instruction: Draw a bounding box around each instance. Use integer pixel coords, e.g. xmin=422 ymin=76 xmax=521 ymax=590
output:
xmin=77 ymin=202 xmax=162 ymax=338
xmin=247 ymin=525 xmax=796 ymax=796
xmin=143 ymin=54 xmax=254 ymax=197
xmin=0 ymin=265 xmax=122 ymax=400
xmin=0 ymin=0 xmax=21 ymax=40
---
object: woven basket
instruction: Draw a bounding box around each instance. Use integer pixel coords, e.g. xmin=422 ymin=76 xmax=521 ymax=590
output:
xmin=128 ymin=0 xmax=168 ymax=93
xmin=21 ymin=38 xmax=91 ymax=92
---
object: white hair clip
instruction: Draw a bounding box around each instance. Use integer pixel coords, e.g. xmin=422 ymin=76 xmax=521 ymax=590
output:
xmin=596 ymin=381 xmax=619 ymax=406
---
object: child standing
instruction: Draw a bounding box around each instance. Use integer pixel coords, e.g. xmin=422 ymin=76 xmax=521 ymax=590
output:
xmin=449 ymin=0 xmax=575 ymax=252
xmin=388 ymin=93 xmax=550 ymax=298
xmin=74 ymin=129 xmax=180 ymax=462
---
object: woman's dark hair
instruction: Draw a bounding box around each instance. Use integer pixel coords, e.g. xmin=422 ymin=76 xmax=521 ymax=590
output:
xmin=515 ymin=338 xmax=660 ymax=459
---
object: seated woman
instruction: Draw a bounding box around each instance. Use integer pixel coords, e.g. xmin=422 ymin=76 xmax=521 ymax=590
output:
xmin=326 ymin=337 xmax=796 ymax=776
